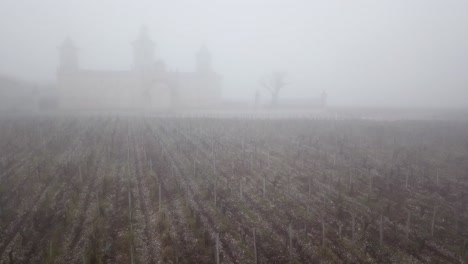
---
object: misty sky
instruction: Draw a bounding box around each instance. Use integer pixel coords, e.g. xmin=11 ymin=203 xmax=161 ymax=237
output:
xmin=1 ymin=0 xmax=467 ymax=108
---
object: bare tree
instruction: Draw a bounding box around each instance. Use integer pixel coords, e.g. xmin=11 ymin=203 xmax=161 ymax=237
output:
xmin=262 ymin=71 xmax=287 ymax=107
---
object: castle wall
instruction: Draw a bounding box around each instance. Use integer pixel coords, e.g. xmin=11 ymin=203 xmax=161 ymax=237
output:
xmin=57 ymin=31 xmax=221 ymax=110
xmin=173 ymin=72 xmax=222 ymax=108
xmin=59 ymin=69 xmax=221 ymax=110
xmin=58 ymin=70 xmax=138 ymax=109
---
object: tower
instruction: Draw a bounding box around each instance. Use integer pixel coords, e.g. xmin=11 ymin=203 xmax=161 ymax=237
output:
xmin=196 ymin=45 xmax=212 ymax=73
xmin=58 ymin=37 xmax=78 ymax=72
xmin=321 ymin=90 xmax=327 ymax=108
xmin=132 ymin=26 xmax=156 ymax=71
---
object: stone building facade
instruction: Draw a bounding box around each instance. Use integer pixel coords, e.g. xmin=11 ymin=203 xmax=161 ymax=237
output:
xmin=57 ymin=27 xmax=222 ymax=110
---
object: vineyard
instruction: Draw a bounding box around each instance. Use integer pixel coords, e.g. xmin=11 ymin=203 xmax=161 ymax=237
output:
xmin=0 ymin=116 xmax=467 ymax=263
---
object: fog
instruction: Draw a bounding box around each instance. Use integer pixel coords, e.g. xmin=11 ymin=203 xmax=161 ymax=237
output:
xmin=1 ymin=0 xmax=468 ymax=108
xmin=2 ymin=2 xmax=468 ymax=261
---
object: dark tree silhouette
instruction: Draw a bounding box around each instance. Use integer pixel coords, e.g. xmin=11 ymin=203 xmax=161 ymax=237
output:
xmin=262 ymin=71 xmax=287 ymax=107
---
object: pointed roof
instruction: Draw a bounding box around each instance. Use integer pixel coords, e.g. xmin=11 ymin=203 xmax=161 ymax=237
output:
xmin=59 ymin=37 xmax=77 ymax=51
xmin=197 ymin=45 xmax=210 ymax=56
xmin=133 ymin=26 xmax=154 ymax=46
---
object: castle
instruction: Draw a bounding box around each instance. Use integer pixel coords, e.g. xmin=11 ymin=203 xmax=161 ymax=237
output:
xmin=57 ymin=27 xmax=222 ymax=110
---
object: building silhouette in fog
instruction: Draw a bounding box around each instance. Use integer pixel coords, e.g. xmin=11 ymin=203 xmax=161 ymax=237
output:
xmin=57 ymin=27 xmax=222 ymax=110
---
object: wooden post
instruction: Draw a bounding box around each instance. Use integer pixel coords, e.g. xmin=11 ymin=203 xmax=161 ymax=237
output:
xmin=130 ymin=245 xmax=134 ymax=264
xmin=379 ymin=214 xmax=384 ymax=246
xmin=215 ymin=233 xmax=220 ymax=264
xmin=348 ymin=171 xmax=352 ymax=192
xmin=267 ymin=151 xmax=271 ymax=168
xmin=159 ymin=183 xmax=162 ymax=212
xmin=128 ymin=191 xmax=133 ymax=234
xmin=431 ymin=206 xmax=437 ymax=237
xmin=214 ymin=180 xmax=217 ymax=206
xmin=240 ymin=179 xmax=243 ymax=200
xmin=96 ymin=192 xmax=100 ymax=214
xmin=406 ymin=211 xmax=411 ymax=241
xmin=127 ymin=150 xmax=131 ymax=178
xmin=322 ymin=217 xmax=326 ymax=247
xmin=49 ymin=240 xmax=52 ymax=259
xmin=253 ymin=228 xmax=258 ymax=264
xmin=250 ymin=152 xmax=253 ymax=174
xmin=289 ymin=223 xmax=293 ymax=256
xmin=211 ymin=140 xmax=214 ymax=158
xmin=352 ymin=213 xmax=356 ymax=242
xmin=213 ymin=158 xmax=216 ymax=176
xmin=128 ymin=191 xmax=132 ymax=222
xmin=405 ymin=171 xmax=409 ymax=190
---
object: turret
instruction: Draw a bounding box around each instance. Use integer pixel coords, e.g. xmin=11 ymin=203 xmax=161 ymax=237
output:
xmin=132 ymin=26 xmax=156 ymax=71
xmin=58 ymin=37 xmax=78 ymax=72
xmin=321 ymin=90 xmax=327 ymax=108
xmin=196 ymin=45 xmax=212 ymax=73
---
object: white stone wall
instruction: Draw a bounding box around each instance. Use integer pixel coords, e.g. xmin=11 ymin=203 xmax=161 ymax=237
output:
xmin=58 ymin=69 xmax=221 ymax=110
